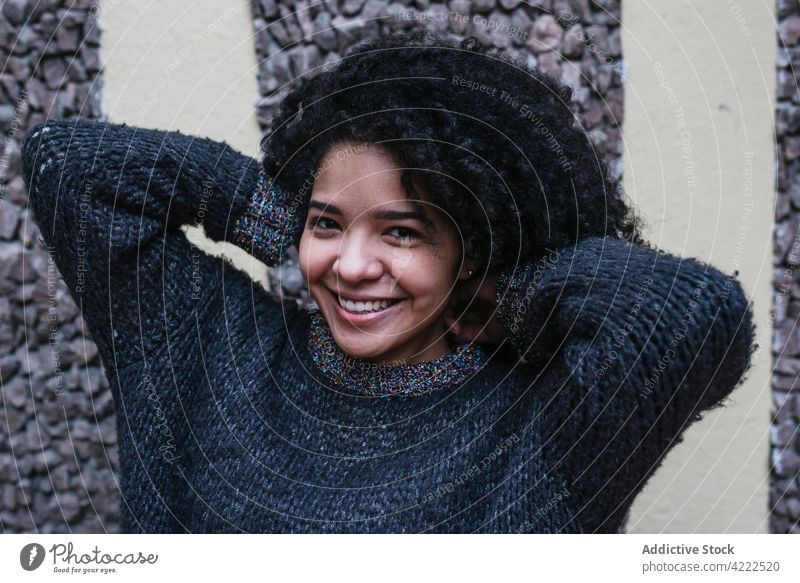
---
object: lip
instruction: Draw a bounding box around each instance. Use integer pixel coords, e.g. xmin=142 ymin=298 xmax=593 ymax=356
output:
xmin=327 ymin=287 xmax=405 ymax=326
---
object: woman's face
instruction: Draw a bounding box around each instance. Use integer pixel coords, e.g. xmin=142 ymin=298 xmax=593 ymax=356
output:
xmin=299 ymin=142 xmax=475 ymax=365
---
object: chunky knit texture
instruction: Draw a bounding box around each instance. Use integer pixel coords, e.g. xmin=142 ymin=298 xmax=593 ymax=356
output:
xmin=21 ymin=119 xmax=756 ymax=533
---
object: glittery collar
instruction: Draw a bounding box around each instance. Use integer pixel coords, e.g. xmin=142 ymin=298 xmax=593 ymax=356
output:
xmin=306 ymin=311 xmax=487 ymax=397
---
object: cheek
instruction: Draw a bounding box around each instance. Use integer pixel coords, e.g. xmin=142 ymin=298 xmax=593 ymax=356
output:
xmin=299 ymin=235 xmax=338 ymax=284
xmin=298 ymin=234 xmax=310 ymax=279
xmin=298 ymin=233 xmax=321 ymax=282
xmin=399 ymin=249 xmax=459 ymax=297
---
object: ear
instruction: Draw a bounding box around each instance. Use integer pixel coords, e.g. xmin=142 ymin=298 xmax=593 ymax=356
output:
xmin=458 ymin=257 xmax=480 ymax=281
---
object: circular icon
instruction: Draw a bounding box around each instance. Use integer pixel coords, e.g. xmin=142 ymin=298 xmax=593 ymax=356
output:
xmin=20 ymin=543 xmax=46 ymax=571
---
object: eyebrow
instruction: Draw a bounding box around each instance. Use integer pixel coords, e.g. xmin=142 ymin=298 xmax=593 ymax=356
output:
xmin=308 ymin=200 xmax=435 ymax=230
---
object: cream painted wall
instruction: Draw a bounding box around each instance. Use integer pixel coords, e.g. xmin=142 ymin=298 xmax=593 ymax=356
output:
xmin=98 ymin=0 xmax=268 ymax=287
xmin=622 ymin=0 xmax=774 ymax=533
xmin=98 ymin=0 xmax=775 ymax=533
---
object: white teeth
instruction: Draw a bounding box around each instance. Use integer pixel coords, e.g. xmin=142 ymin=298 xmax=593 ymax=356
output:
xmin=337 ymin=296 xmax=396 ymax=313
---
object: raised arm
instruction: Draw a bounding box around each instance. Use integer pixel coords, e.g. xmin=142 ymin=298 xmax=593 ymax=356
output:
xmin=21 ymin=118 xmax=301 ymax=372
xmin=21 ymin=119 xmax=309 ymax=532
xmin=495 ymin=236 xmax=756 ymax=531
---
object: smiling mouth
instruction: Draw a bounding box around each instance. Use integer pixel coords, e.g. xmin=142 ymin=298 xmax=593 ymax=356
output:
xmin=336 ymin=295 xmax=401 ymax=314
xmin=324 ymin=287 xmax=404 ymax=314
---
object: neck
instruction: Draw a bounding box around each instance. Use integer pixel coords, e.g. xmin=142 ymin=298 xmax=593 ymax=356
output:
xmin=306 ymin=311 xmax=488 ymax=398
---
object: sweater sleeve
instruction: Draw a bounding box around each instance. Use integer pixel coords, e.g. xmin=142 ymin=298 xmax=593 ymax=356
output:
xmin=20 ymin=118 xmax=285 ymax=372
xmin=495 ymin=236 xmax=756 ymax=530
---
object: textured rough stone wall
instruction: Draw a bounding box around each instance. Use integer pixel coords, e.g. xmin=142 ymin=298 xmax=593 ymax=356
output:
xmin=249 ymin=0 xmax=626 ymax=305
xmin=0 ymin=1 xmax=119 ymax=533
xmin=772 ymin=0 xmax=800 ymax=535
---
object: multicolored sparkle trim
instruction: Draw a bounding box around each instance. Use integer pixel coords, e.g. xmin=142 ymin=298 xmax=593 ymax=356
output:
xmin=231 ymin=169 xmax=301 ymax=267
xmin=495 ymin=251 xmax=562 ymax=352
xmin=494 ymin=265 xmax=535 ymax=351
xmin=307 ymin=311 xmax=488 ymax=398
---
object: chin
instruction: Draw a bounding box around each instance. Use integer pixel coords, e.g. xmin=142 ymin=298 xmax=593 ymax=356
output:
xmin=330 ymin=331 xmax=388 ymax=361
xmin=340 ymin=346 xmax=378 ymax=361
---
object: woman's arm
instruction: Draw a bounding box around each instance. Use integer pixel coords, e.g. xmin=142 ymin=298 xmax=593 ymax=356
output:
xmin=494 ymin=236 xmax=756 ymax=531
xmin=21 ymin=118 xmax=300 ymax=372
xmin=22 ymin=119 xmax=309 ymax=533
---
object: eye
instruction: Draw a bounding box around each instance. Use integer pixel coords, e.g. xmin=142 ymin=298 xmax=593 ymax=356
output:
xmin=386 ymin=226 xmax=420 ymax=242
xmin=307 ymin=217 xmax=339 ymax=232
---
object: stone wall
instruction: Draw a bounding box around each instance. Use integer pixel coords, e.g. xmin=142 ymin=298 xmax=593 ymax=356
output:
xmin=772 ymin=0 xmax=800 ymax=535
xmin=0 ymin=0 xmax=117 ymax=533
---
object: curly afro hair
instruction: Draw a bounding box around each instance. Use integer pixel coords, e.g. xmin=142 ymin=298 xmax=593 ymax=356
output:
xmin=262 ymin=29 xmax=644 ymax=274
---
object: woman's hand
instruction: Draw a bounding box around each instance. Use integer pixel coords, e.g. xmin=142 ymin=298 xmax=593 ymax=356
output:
xmin=444 ymin=273 xmax=507 ymax=345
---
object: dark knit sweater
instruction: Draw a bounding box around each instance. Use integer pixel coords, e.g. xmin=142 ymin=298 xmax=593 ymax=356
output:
xmin=21 ymin=119 xmax=756 ymax=534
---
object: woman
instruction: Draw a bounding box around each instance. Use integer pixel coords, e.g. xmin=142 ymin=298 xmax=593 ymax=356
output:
xmin=21 ymin=32 xmax=755 ymax=533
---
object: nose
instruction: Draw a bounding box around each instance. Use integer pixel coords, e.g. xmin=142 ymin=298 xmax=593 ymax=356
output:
xmin=332 ymin=231 xmax=385 ymax=283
